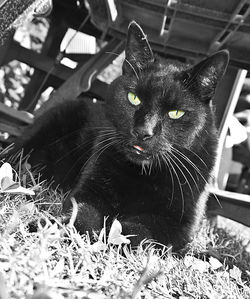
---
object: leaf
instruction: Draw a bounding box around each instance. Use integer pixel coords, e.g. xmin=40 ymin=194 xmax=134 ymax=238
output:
xmin=183 ymin=256 xmax=209 ymax=273
xmin=19 ymin=202 xmax=36 ymax=215
xmin=1 ymin=176 xmax=19 ymax=190
xmin=132 ymin=252 xmax=161 ymax=299
xmin=90 ymin=240 xmax=107 ymax=252
xmin=229 ymin=265 xmax=242 ymax=282
xmin=1 ymin=185 xmax=35 ymax=195
xmin=31 ymin=289 xmax=54 ymax=299
xmin=87 ymin=291 xmax=106 ymax=299
xmin=0 ymin=273 xmax=9 ymax=299
xmin=108 ymin=219 xmax=130 ymax=245
xmin=0 ymin=162 xmax=35 ymax=195
xmin=183 ymin=255 xmax=194 ymax=268
xmin=141 ymin=254 xmax=161 ymax=283
xmin=90 ymin=228 xmax=107 ymax=252
xmin=192 ymin=259 xmax=209 ymax=273
xmin=51 ymin=258 xmax=65 ymax=277
xmin=0 ymin=163 xmax=13 ymax=182
xmin=4 ymin=210 xmax=20 ymax=235
xmin=209 ymin=256 xmax=223 ymax=270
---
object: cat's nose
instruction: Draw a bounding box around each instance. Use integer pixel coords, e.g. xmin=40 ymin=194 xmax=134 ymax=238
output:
xmin=131 ymin=127 xmax=154 ymax=141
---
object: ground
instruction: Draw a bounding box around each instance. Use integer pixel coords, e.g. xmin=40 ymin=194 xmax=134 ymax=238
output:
xmin=0 ymin=160 xmax=250 ymax=299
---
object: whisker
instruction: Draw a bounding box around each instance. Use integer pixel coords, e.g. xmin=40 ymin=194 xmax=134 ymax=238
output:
xmin=80 ymin=134 xmax=122 ymax=172
xmin=63 ymin=138 xmax=121 ymax=184
xmin=149 ymin=160 xmax=153 ymax=175
xmin=171 ymin=146 xmax=221 ymax=208
xmin=55 ymin=131 xmax=118 ymax=164
xmin=162 ymin=152 xmax=185 ymax=221
xmin=60 ymin=131 xmax=122 ymax=182
xmin=167 ymin=152 xmax=194 ymax=213
xmin=159 ymin=152 xmax=174 ymax=207
xmin=156 ymin=154 xmax=162 ymax=172
xmin=170 ymin=149 xmax=200 ymax=195
xmin=172 ymin=147 xmax=207 ymax=184
xmin=54 ymin=138 xmax=95 ymax=164
xmin=93 ymin=139 xmax=122 ymax=164
xmin=94 ymin=135 xmax=120 ymax=149
xmin=141 ymin=161 xmax=147 ymax=175
xmin=41 ymin=125 xmax=115 ymax=151
xmin=182 ymin=147 xmax=208 ymax=169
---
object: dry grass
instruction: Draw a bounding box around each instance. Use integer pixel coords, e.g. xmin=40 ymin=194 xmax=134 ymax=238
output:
xmin=0 ymin=160 xmax=250 ymax=299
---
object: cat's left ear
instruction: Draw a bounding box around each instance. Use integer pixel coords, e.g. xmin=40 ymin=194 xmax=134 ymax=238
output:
xmin=123 ymin=21 xmax=154 ymax=76
xmin=186 ymin=50 xmax=229 ymax=101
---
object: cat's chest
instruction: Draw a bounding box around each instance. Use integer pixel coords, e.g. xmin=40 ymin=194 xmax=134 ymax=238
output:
xmin=80 ymin=145 xmax=206 ymax=215
xmin=95 ymin=162 xmax=172 ymax=209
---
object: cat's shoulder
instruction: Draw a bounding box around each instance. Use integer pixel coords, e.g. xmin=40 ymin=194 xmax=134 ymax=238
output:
xmin=33 ymin=96 xmax=105 ymax=128
xmin=13 ymin=97 xmax=105 ymax=151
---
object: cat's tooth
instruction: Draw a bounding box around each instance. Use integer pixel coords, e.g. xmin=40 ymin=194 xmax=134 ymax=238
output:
xmin=133 ymin=145 xmax=144 ymax=152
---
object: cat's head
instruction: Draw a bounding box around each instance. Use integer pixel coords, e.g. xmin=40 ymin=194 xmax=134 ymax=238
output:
xmin=107 ymin=21 xmax=229 ymax=165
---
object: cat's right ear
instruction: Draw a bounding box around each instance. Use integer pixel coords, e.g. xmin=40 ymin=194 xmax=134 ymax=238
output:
xmin=122 ymin=21 xmax=154 ymax=77
xmin=184 ymin=50 xmax=229 ymax=102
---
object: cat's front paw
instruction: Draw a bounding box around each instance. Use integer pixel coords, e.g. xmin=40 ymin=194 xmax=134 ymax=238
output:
xmin=63 ymin=200 xmax=104 ymax=236
xmin=120 ymin=217 xmax=153 ymax=247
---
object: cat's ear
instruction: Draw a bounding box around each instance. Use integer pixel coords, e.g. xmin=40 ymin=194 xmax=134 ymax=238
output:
xmin=185 ymin=50 xmax=229 ymax=101
xmin=123 ymin=21 xmax=154 ymax=76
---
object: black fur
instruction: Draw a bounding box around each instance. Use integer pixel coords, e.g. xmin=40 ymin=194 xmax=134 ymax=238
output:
xmin=11 ymin=22 xmax=229 ymax=250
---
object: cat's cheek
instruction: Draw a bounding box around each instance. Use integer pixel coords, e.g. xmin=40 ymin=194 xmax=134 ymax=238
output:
xmin=185 ymin=117 xmax=208 ymax=148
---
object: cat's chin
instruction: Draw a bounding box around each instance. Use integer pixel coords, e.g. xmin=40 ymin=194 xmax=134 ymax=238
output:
xmin=127 ymin=154 xmax=152 ymax=165
xmin=124 ymin=146 xmax=153 ymax=165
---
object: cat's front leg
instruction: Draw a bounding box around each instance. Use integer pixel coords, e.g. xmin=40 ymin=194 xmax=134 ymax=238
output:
xmin=120 ymin=214 xmax=191 ymax=251
xmin=62 ymin=192 xmax=114 ymax=237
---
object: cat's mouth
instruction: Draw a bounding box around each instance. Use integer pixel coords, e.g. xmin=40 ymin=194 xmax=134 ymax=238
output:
xmin=126 ymin=144 xmax=152 ymax=162
xmin=132 ymin=145 xmax=145 ymax=154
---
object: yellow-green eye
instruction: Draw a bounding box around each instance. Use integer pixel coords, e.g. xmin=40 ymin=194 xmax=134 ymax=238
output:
xmin=168 ymin=110 xmax=185 ymax=119
xmin=128 ymin=92 xmax=141 ymax=106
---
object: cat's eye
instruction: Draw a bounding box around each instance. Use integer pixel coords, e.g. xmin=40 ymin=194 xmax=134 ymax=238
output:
xmin=128 ymin=92 xmax=141 ymax=106
xmin=168 ymin=110 xmax=185 ymax=119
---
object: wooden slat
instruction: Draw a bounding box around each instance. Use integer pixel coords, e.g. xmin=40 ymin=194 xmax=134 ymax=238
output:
xmin=5 ymin=42 xmax=109 ymax=105
xmin=208 ymin=188 xmax=250 ymax=227
xmin=0 ymin=102 xmax=33 ymax=126
xmin=0 ymin=123 xmax=22 ymax=137
xmin=35 ymin=38 xmax=124 ymax=115
xmin=7 ymin=41 xmax=72 ymax=81
xmin=0 ymin=0 xmax=8 ymax=8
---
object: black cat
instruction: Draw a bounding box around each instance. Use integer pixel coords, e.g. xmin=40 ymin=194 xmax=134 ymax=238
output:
xmin=11 ymin=22 xmax=229 ymax=250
